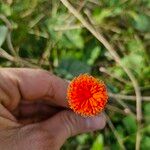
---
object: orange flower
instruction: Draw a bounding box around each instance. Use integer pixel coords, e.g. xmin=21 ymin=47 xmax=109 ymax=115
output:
xmin=67 ymin=74 xmax=108 ymax=116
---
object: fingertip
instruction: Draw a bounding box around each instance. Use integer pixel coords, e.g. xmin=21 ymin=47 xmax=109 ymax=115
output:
xmin=95 ymin=112 xmax=106 ymax=129
xmin=84 ymin=112 xmax=106 ymax=131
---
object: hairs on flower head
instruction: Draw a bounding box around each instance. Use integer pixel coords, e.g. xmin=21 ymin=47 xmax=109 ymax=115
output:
xmin=67 ymin=74 xmax=108 ymax=116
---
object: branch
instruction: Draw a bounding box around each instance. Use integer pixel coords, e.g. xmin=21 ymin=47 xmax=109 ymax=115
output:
xmin=0 ymin=14 xmax=12 ymax=29
xmin=0 ymin=14 xmax=17 ymax=56
xmin=0 ymin=48 xmax=15 ymax=61
xmin=106 ymin=104 xmax=129 ymax=115
xmin=54 ymin=24 xmax=83 ymax=31
xmin=6 ymin=32 xmax=17 ymax=56
xmin=109 ymin=92 xmax=136 ymax=117
xmin=99 ymin=67 xmax=130 ymax=84
xmin=105 ymin=113 xmax=125 ymax=150
xmin=0 ymin=48 xmax=38 ymax=68
xmin=109 ymin=92 xmax=150 ymax=101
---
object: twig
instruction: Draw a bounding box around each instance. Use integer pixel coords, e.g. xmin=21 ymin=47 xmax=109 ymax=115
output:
xmin=28 ymin=29 xmax=49 ymax=39
xmin=0 ymin=14 xmax=40 ymax=68
xmin=117 ymin=99 xmax=135 ymax=116
xmin=60 ymin=1 xmax=142 ymax=148
xmin=109 ymin=92 xmax=150 ymax=101
xmin=0 ymin=48 xmax=15 ymax=61
xmin=38 ymin=41 xmax=51 ymax=67
xmin=66 ymin=0 xmax=87 ymax=25
xmin=29 ymin=14 xmax=45 ymax=28
xmin=6 ymin=32 xmax=17 ymax=56
xmin=106 ymin=104 xmax=128 ymax=115
xmin=84 ymin=8 xmax=96 ymax=26
xmin=136 ymin=129 xmax=141 ymax=150
xmin=0 ymin=48 xmax=38 ymax=68
xmin=0 ymin=14 xmax=17 ymax=56
xmin=54 ymin=24 xmax=83 ymax=31
xmin=109 ymin=92 xmax=136 ymax=117
xmin=87 ymin=0 xmax=101 ymax=6
xmin=99 ymin=67 xmax=130 ymax=84
xmin=105 ymin=113 xmax=125 ymax=149
xmin=0 ymin=14 xmax=12 ymax=29
xmin=17 ymin=58 xmax=39 ymax=68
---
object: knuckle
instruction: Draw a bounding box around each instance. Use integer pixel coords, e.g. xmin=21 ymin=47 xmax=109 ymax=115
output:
xmin=60 ymin=111 xmax=89 ymax=135
xmin=60 ymin=111 xmax=76 ymax=136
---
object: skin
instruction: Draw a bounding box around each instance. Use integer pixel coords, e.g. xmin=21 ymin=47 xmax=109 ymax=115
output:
xmin=0 ymin=68 xmax=106 ymax=150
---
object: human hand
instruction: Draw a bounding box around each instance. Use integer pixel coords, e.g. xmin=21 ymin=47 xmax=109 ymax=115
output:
xmin=0 ymin=68 xmax=106 ymax=150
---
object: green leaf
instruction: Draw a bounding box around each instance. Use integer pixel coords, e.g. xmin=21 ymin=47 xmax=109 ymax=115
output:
xmin=116 ymin=125 xmax=125 ymax=139
xmin=76 ymin=134 xmax=89 ymax=145
xmin=65 ymin=29 xmax=84 ymax=49
xmin=121 ymin=52 xmax=145 ymax=76
xmin=0 ymin=3 xmax=11 ymax=16
xmin=126 ymin=39 xmax=145 ymax=53
xmin=119 ymin=38 xmax=147 ymax=78
xmin=93 ymin=8 xmax=112 ymax=24
xmin=46 ymin=15 xmax=84 ymax=49
xmin=122 ymin=115 xmax=137 ymax=133
xmin=0 ymin=25 xmax=8 ymax=47
xmin=87 ymin=46 xmax=101 ymax=65
xmin=91 ymin=134 xmax=104 ymax=150
xmin=144 ymin=103 xmax=150 ymax=123
xmin=141 ymin=136 xmax=150 ymax=150
xmin=55 ymin=58 xmax=91 ymax=79
xmin=133 ymin=14 xmax=150 ymax=32
xmin=110 ymin=66 xmax=125 ymax=79
xmin=108 ymin=0 xmax=121 ymax=6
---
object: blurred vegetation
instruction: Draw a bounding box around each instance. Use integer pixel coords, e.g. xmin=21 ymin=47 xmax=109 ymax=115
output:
xmin=0 ymin=0 xmax=150 ymax=149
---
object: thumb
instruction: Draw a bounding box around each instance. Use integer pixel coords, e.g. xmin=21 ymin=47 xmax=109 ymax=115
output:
xmin=40 ymin=110 xmax=106 ymax=147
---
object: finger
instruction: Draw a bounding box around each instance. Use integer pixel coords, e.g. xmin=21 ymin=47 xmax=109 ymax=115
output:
xmin=40 ymin=111 xmax=106 ymax=147
xmin=0 ymin=68 xmax=68 ymax=110
xmin=13 ymin=102 xmax=60 ymax=119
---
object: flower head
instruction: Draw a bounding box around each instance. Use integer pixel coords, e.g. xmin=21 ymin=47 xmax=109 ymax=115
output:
xmin=67 ymin=74 xmax=108 ymax=116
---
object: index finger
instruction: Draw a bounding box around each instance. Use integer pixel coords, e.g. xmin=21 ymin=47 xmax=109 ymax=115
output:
xmin=0 ymin=68 xmax=69 ymax=110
